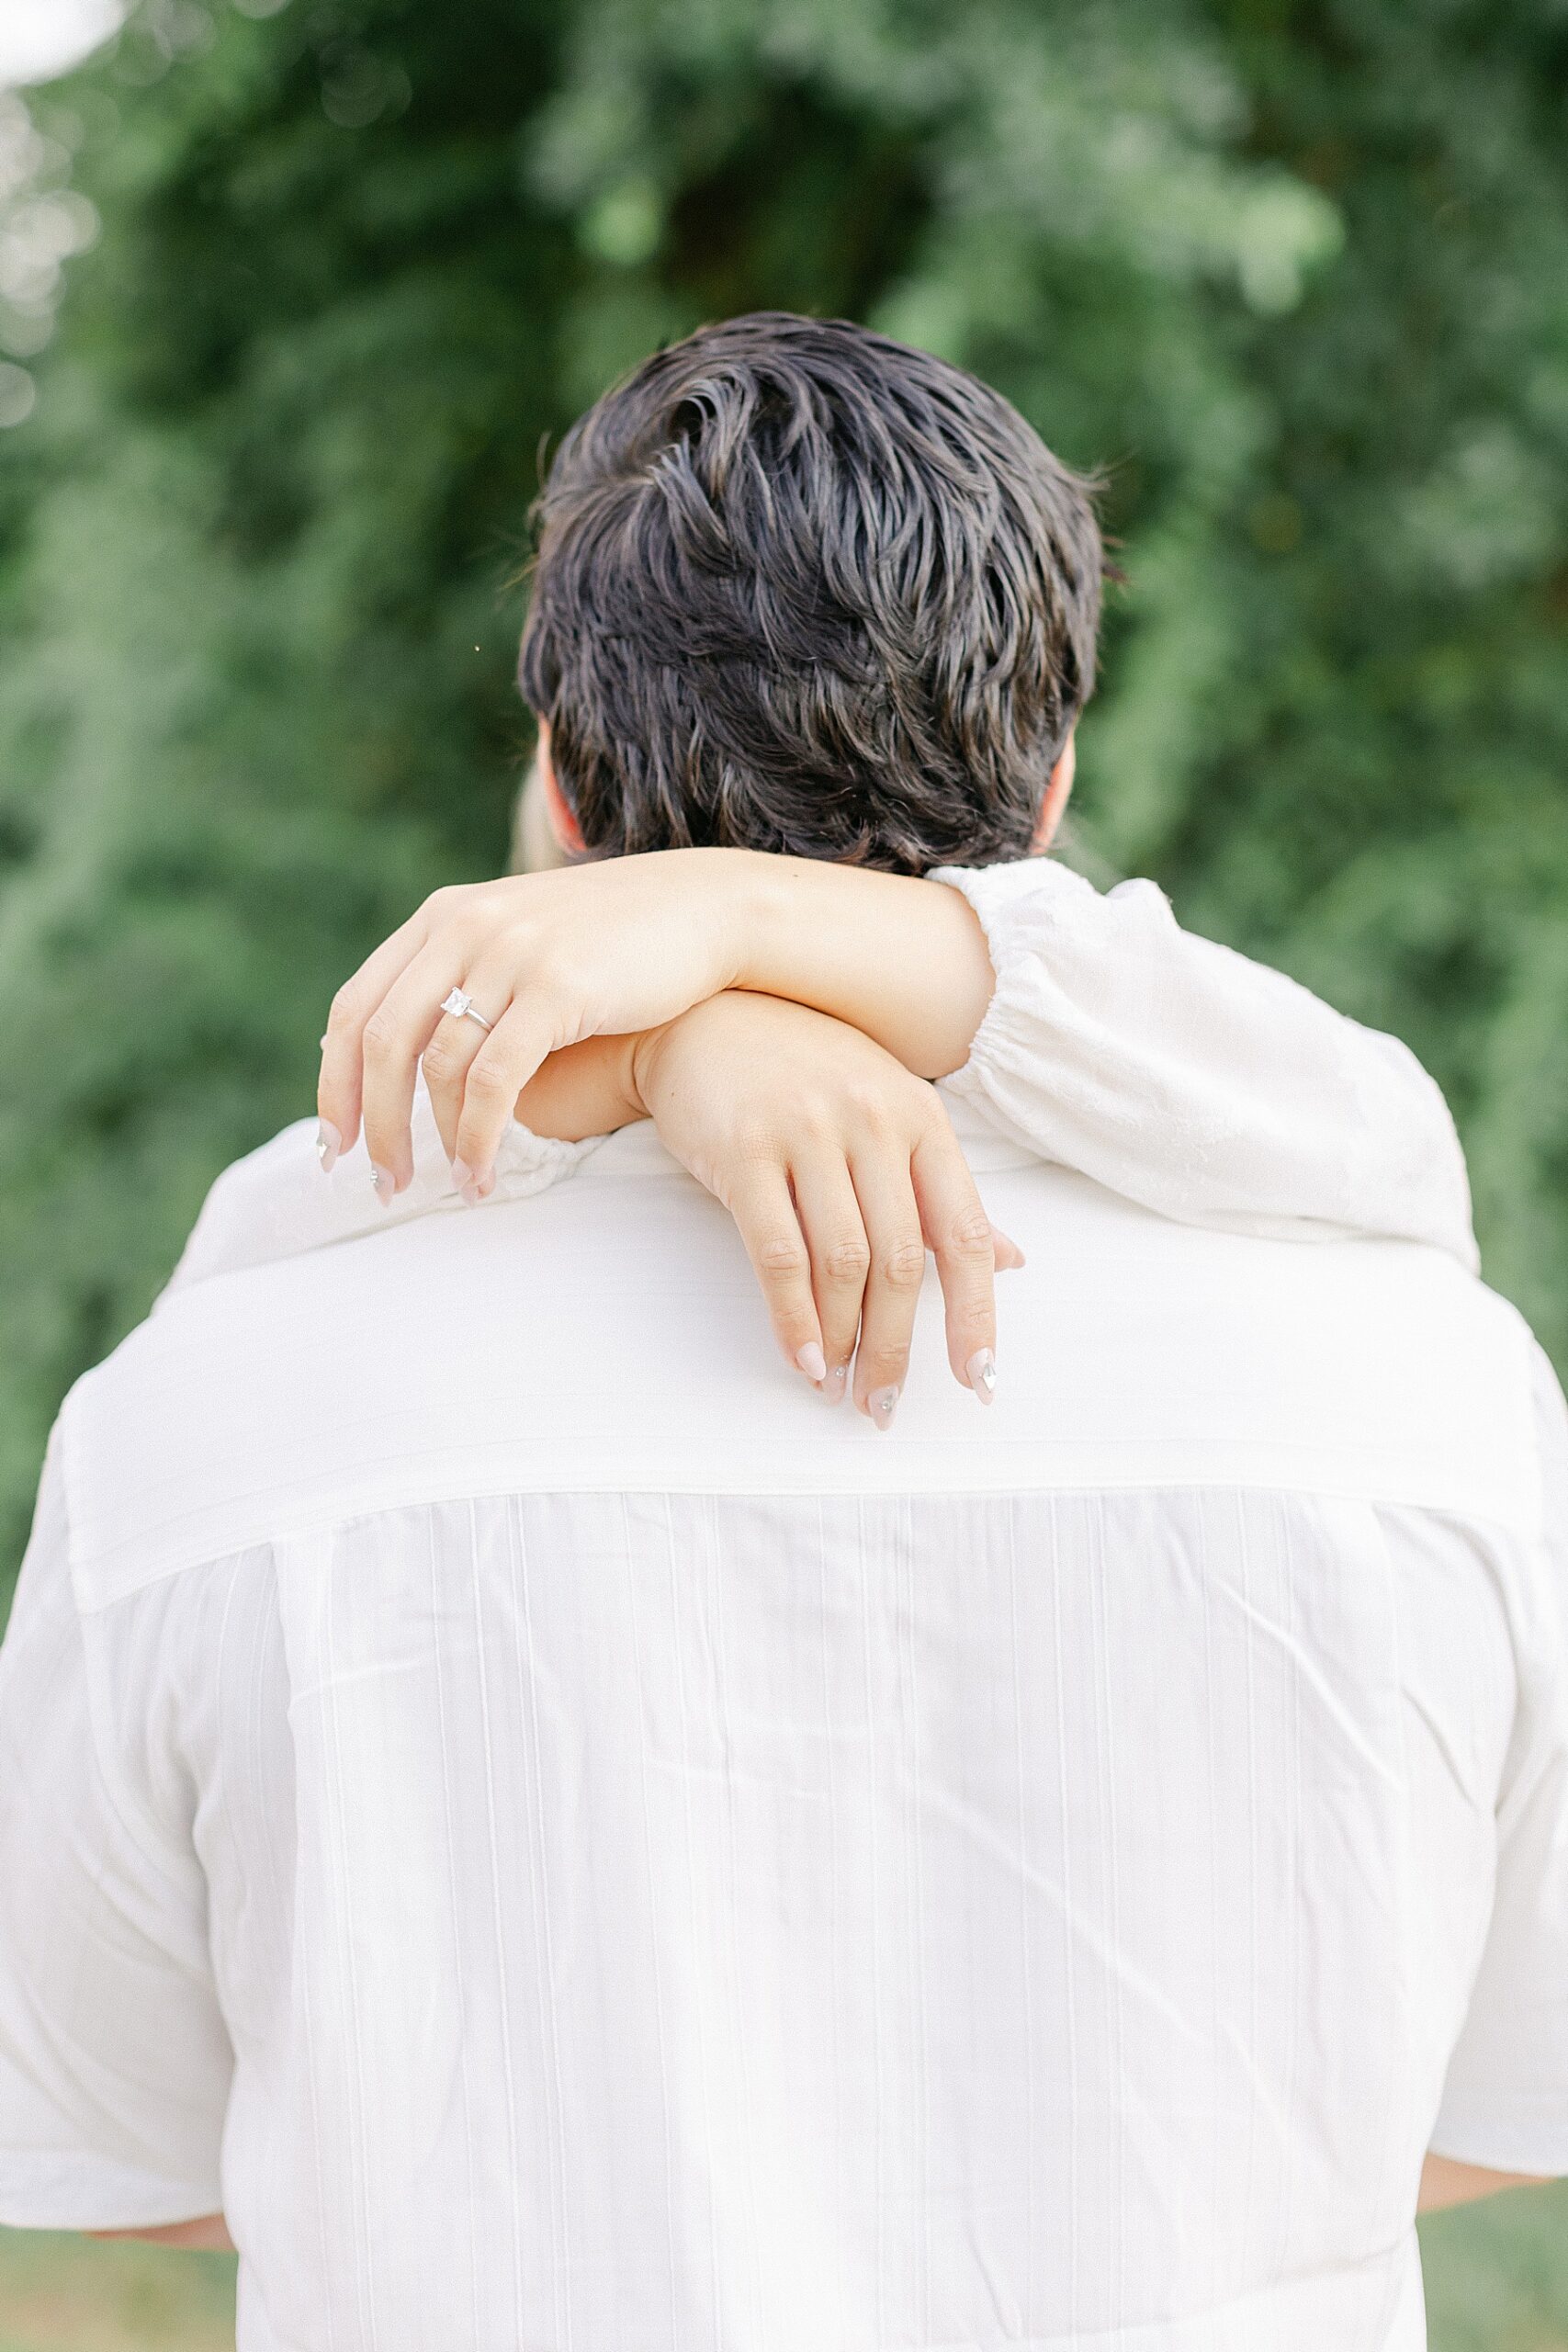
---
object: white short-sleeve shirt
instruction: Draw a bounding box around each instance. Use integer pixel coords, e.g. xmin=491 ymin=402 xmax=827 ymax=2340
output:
xmin=0 ymin=1088 xmax=1563 ymax=2352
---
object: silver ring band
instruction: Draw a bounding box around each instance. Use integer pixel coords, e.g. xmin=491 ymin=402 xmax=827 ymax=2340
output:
xmin=439 ymin=987 xmax=492 ymax=1033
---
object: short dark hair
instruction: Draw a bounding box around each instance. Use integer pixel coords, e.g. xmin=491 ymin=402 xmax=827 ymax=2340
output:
xmin=518 ymin=311 xmax=1103 ymax=874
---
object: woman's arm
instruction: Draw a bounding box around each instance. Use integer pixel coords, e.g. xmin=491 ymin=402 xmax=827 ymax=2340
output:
xmin=317 ymin=846 xmax=1475 ymax=1269
xmin=316 ymin=848 xmax=992 ymax=1195
xmin=90 ymin=2215 xmax=236 ymax=2251
xmin=1416 ymin=2154 xmax=1552 ymax=2214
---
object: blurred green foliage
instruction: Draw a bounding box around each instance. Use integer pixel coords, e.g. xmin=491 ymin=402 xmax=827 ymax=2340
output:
xmin=1420 ymin=2185 xmax=1568 ymax=2350
xmin=1 ymin=0 xmax=1566 ymax=1582
xmin=7 ymin=2195 xmax=1568 ymax=2352
xmin=0 ymin=2228 xmax=236 ymax=2350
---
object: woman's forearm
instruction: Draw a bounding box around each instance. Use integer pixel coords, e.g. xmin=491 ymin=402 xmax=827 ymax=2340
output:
xmin=90 ymin=2214 xmax=236 ymax=2250
xmin=326 ymin=841 xmax=1476 ymax=1268
xmin=503 ymin=856 xmax=1000 ymax=1145
xmin=502 ymin=845 xmax=1000 ymax=1144
xmin=513 ymin=1031 xmax=644 ymax=1140
xmin=1416 ymin=2153 xmax=1551 ymax=2213
xmin=726 ymin=853 xmax=998 ymax=1080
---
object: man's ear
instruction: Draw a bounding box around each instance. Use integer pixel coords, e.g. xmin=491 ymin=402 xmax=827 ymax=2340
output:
xmin=1032 ymin=729 xmax=1077 ymax=852
xmin=536 ymin=719 xmax=585 ymax=855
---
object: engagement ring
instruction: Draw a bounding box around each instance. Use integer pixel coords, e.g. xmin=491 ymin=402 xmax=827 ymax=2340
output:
xmin=439 ymin=987 xmax=492 ymax=1032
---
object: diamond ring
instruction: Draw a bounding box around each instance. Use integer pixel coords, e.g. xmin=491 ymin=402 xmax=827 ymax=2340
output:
xmin=439 ymin=987 xmax=493 ymax=1032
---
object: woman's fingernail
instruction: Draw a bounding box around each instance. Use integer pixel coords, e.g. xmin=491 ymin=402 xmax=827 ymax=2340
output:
xmin=869 ymin=1385 xmax=899 ymax=1431
xmin=319 ymin=1033 xmax=330 ymax=1051
xmin=824 ymin=1363 xmax=850 ymax=1406
xmin=369 ymin=1164 xmax=394 ymax=1207
xmin=452 ymin=1157 xmax=483 ymax=1209
xmin=990 ymin=1223 xmax=1026 ymax=1270
xmin=795 ymin=1340 xmax=828 ymax=1383
xmin=316 ymin=1120 xmax=341 ymax=1174
xmin=966 ymin=1347 xmax=998 ymax=1403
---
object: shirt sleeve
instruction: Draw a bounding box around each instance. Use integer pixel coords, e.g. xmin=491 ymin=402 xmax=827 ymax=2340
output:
xmin=928 ymin=857 xmax=1479 ymax=1268
xmin=1427 ymin=1345 xmax=1568 ymax=2177
xmin=0 ymin=1430 xmax=233 ymax=2229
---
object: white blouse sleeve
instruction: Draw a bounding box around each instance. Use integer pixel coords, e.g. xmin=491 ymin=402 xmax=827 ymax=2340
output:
xmin=928 ymin=857 xmax=1478 ymax=1268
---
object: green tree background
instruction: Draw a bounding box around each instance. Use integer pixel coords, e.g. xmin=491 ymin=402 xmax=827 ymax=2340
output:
xmin=2 ymin=0 xmax=1566 ymax=1595
xmin=2 ymin=9 xmax=1568 ymax=2342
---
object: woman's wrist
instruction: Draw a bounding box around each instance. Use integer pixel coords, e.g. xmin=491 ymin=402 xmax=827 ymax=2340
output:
xmin=626 ymin=1019 xmax=674 ymax=1125
xmin=512 ymin=1030 xmax=646 ymax=1143
xmin=733 ymin=854 xmax=998 ymax=1079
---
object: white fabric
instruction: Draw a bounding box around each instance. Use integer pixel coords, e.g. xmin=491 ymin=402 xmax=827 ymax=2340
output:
xmin=0 ymin=861 xmax=1555 ymax=2352
xmin=2 ymin=1116 xmax=1564 ymax=2350
xmin=930 ymin=858 xmax=1478 ymax=1265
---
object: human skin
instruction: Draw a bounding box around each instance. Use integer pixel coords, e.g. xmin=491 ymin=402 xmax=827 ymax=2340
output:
xmin=89 ymin=2215 xmax=236 ymax=2250
xmin=320 ymin=871 xmax=1016 ymax=1420
xmin=315 ymin=731 xmax=1072 ymax=1420
xmin=323 ymin=722 xmax=1073 ymax=1193
xmin=633 ymin=992 xmax=1022 ymax=1418
xmin=1414 ymin=2156 xmax=1550 ymax=2212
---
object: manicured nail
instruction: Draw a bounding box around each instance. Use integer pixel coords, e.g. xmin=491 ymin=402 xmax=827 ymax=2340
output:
xmin=452 ymin=1156 xmax=483 ymax=1209
xmin=369 ymin=1164 xmax=394 ymax=1207
xmin=990 ymin=1223 xmax=1026 ymax=1271
xmin=319 ymin=1033 xmax=330 ymax=1050
xmin=824 ymin=1363 xmax=850 ymax=1407
xmin=869 ymin=1385 xmax=899 ymax=1431
xmin=316 ymin=1120 xmax=341 ymax=1174
xmin=795 ymin=1340 xmax=828 ymax=1384
xmin=966 ymin=1347 xmax=998 ymax=1404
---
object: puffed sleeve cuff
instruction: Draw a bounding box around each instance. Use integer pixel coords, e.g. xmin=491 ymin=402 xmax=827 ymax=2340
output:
xmin=926 ymin=855 xmax=1480 ymax=1267
xmin=928 ymin=854 xmax=1110 ymax=1113
xmin=493 ymin=1115 xmax=606 ymax=1198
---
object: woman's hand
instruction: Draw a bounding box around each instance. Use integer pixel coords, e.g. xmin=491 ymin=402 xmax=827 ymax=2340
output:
xmin=313 ymin=851 xmax=1018 ymax=1416
xmin=315 ymin=848 xmax=995 ymax=1200
xmin=627 ymin=993 xmax=1021 ymax=1427
xmin=317 ymin=851 xmax=761 ymax=1197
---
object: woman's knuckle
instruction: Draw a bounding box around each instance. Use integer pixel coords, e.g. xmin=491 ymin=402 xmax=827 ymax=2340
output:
xmin=491 ymin=918 xmax=532 ymax=970
xmin=948 ymin=1207 xmax=994 ymax=1257
xmin=758 ymin=1233 xmax=808 ymax=1278
xmin=361 ymin=1009 xmax=401 ymax=1062
xmin=788 ymin=1102 xmax=834 ymax=1148
xmin=421 ymin=1038 xmax=459 ymax=1088
xmin=881 ymin=1238 xmax=928 ymax=1292
xmin=823 ymin=1236 xmax=872 ymax=1283
xmin=735 ymin=1124 xmax=784 ymax=1170
xmin=849 ymin=1090 xmax=896 ymax=1137
xmin=531 ymin=945 xmax=576 ymax=996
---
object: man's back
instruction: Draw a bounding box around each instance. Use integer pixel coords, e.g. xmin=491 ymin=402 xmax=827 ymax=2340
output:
xmin=4 ymin=1103 xmax=1565 ymax=2352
